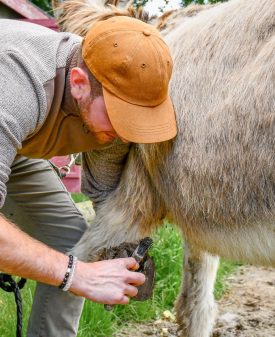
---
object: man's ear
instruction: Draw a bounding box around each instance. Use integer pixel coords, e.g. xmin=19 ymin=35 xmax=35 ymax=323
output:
xmin=70 ymin=67 xmax=91 ymax=100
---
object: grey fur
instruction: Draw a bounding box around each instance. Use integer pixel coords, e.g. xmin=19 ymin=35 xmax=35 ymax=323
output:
xmin=68 ymin=0 xmax=275 ymax=336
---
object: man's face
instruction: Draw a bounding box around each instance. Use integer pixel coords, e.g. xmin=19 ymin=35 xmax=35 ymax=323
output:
xmin=79 ymin=94 xmax=122 ymax=145
xmin=70 ymin=66 xmax=128 ymax=144
xmin=79 ymin=95 xmax=118 ymax=144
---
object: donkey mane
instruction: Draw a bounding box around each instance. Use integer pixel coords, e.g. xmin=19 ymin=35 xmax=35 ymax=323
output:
xmin=52 ymin=0 xmax=150 ymax=36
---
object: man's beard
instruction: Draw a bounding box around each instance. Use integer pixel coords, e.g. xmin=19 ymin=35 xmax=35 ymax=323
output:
xmin=78 ymin=95 xmax=116 ymax=145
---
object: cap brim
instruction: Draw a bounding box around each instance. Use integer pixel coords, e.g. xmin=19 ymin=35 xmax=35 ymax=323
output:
xmin=103 ymin=87 xmax=177 ymax=144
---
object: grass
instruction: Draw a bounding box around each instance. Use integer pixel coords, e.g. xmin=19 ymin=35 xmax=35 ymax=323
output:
xmin=0 ymin=195 xmax=240 ymax=337
xmin=76 ymin=222 xmax=185 ymax=337
xmin=0 ymin=278 xmax=34 ymax=337
xmin=77 ymin=222 xmax=240 ymax=337
xmin=71 ymin=193 xmax=90 ymax=203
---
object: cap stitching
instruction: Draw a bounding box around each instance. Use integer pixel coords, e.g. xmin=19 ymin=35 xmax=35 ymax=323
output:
xmin=118 ymin=122 xmax=175 ymax=132
xmin=100 ymin=35 xmax=161 ymax=106
xmin=153 ymin=37 xmax=171 ymax=65
xmin=153 ymin=35 xmax=170 ymax=48
xmin=118 ymin=33 xmax=143 ymax=76
xmin=89 ymin=34 xmax=143 ymax=92
xmin=83 ymin=29 xmax=149 ymax=83
xmin=118 ymin=121 xmax=175 ymax=133
xmin=150 ymin=38 xmax=166 ymax=96
xmin=104 ymin=87 xmax=168 ymax=108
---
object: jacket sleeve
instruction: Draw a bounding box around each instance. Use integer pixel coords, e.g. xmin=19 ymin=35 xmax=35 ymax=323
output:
xmin=81 ymin=139 xmax=131 ymax=209
xmin=0 ymin=51 xmax=43 ymax=208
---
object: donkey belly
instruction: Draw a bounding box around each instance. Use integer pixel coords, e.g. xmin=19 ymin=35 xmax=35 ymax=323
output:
xmin=181 ymin=219 xmax=275 ymax=267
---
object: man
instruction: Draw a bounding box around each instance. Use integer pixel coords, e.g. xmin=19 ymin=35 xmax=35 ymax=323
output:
xmin=0 ymin=15 xmax=177 ymax=336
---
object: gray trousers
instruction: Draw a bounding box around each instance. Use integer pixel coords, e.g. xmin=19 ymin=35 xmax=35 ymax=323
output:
xmin=1 ymin=156 xmax=87 ymax=337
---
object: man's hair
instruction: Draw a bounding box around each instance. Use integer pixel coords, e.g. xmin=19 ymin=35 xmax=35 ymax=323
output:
xmin=78 ymin=48 xmax=103 ymax=101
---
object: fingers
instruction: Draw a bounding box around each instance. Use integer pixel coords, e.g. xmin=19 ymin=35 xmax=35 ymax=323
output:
xmin=126 ymin=270 xmax=146 ymax=286
xmin=119 ymin=257 xmax=146 ymax=286
xmin=115 ymin=285 xmax=138 ymax=305
xmin=104 ymin=294 xmax=130 ymax=306
xmin=124 ymin=257 xmax=139 ymax=270
xmin=72 ymin=257 xmax=147 ymax=305
xmin=119 ymin=295 xmax=130 ymax=305
xmin=124 ymin=284 xmax=139 ymax=298
xmin=131 ymin=263 xmax=140 ymax=271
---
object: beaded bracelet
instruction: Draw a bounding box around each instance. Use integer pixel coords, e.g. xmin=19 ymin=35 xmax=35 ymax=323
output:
xmin=59 ymin=255 xmax=78 ymax=291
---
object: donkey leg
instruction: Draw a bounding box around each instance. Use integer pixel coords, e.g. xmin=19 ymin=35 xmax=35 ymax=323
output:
xmin=176 ymin=240 xmax=219 ymax=337
xmin=70 ymin=203 xmax=148 ymax=261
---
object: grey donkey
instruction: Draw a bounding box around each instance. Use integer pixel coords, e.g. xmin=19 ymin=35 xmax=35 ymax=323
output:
xmin=53 ymin=0 xmax=275 ymax=336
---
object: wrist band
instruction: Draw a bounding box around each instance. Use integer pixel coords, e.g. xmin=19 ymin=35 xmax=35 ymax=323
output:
xmin=59 ymin=255 xmax=78 ymax=291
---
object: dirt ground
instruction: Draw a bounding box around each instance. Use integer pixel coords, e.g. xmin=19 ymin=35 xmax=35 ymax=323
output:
xmin=115 ymin=266 xmax=275 ymax=337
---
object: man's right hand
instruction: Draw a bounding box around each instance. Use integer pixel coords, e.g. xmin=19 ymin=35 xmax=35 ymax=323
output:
xmin=70 ymin=257 xmax=146 ymax=305
xmin=0 ymin=215 xmax=144 ymax=305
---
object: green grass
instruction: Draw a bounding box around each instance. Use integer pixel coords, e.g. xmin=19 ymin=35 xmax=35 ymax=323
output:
xmin=0 ymin=222 xmax=240 ymax=337
xmin=0 ymin=277 xmax=35 ymax=337
xmin=71 ymin=193 xmax=90 ymax=203
xmin=215 ymin=260 xmax=242 ymax=299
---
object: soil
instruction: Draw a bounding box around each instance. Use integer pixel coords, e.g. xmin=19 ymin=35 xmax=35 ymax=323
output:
xmin=115 ymin=266 xmax=275 ymax=337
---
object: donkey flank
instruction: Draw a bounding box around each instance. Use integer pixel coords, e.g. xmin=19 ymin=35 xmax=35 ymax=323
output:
xmin=52 ymin=0 xmax=275 ymax=336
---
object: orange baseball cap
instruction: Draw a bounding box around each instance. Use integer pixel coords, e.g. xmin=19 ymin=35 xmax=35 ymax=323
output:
xmin=82 ymin=16 xmax=177 ymax=143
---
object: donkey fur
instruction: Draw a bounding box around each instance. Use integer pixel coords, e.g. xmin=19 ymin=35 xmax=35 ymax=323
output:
xmin=52 ymin=0 xmax=275 ymax=336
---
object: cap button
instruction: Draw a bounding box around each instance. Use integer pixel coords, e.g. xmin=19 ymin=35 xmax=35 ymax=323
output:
xmin=143 ymin=30 xmax=151 ymax=37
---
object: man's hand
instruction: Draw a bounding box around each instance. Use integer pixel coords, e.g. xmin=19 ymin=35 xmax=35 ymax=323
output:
xmin=70 ymin=258 xmax=146 ymax=305
xmin=0 ymin=215 xmax=144 ymax=305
